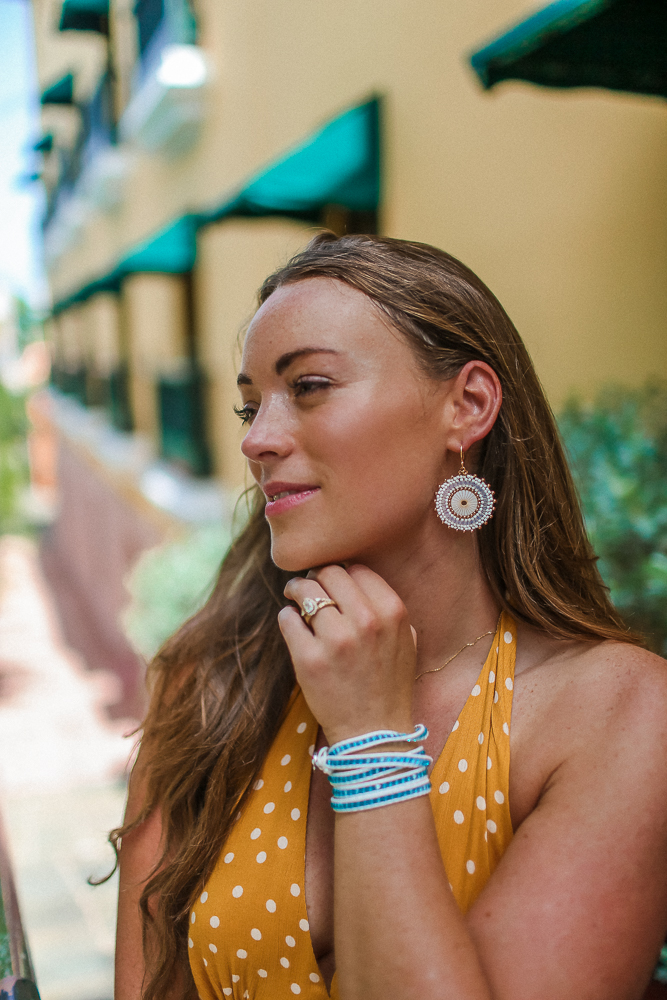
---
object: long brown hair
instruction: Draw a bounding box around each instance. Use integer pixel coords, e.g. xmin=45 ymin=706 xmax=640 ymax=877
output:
xmin=117 ymin=232 xmax=638 ymax=999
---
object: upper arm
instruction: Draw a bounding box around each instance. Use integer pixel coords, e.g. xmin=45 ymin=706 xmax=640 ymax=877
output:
xmin=467 ymin=656 xmax=667 ymax=1000
xmin=115 ymin=759 xmax=165 ymax=1000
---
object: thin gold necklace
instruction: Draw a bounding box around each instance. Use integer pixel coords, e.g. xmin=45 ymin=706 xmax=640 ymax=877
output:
xmin=414 ymin=615 xmax=500 ymax=681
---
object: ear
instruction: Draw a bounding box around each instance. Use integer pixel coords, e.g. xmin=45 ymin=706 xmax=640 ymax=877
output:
xmin=443 ymin=360 xmax=502 ymax=455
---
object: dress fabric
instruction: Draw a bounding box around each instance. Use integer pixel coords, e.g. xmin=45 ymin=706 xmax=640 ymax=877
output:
xmin=189 ymin=611 xmax=516 ymax=1000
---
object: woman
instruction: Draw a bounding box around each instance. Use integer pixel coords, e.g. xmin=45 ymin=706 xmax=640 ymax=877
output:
xmin=115 ymin=233 xmax=667 ymax=1000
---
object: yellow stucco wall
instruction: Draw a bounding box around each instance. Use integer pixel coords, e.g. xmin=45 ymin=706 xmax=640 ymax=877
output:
xmin=38 ymin=0 xmax=667 ymax=486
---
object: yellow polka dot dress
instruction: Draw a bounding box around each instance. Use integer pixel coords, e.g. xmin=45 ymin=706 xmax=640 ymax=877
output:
xmin=189 ymin=612 xmax=516 ymax=999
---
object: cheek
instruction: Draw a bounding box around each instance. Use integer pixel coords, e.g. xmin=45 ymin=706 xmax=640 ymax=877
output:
xmin=313 ymin=400 xmax=439 ymax=502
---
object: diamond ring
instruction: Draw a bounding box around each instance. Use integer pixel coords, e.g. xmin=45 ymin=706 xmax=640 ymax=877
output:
xmin=300 ymin=596 xmax=338 ymax=625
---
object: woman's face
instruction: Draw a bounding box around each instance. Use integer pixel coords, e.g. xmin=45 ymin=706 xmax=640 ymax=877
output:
xmin=238 ymin=277 xmax=455 ymax=572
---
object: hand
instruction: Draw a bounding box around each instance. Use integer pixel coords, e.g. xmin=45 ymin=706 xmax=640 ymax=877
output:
xmin=279 ymin=564 xmax=416 ymax=744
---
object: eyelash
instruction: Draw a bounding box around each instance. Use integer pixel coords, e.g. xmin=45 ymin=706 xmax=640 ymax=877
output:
xmin=233 ymin=377 xmax=330 ymax=424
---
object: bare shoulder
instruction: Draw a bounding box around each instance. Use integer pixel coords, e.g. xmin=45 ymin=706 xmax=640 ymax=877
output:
xmin=516 ymin=621 xmax=667 ymax=725
xmin=510 ymin=627 xmax=667 ymax=825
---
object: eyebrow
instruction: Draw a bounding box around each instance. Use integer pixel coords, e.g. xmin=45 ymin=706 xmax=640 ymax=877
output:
xmin=237 ymin=347 xmax=342 ymax=386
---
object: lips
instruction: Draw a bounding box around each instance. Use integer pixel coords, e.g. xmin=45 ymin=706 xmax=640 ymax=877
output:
xmin=262 ymin=482 xmax=320 ymax=517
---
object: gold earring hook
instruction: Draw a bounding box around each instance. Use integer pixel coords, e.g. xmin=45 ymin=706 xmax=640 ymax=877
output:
xmin=459 ymin=445 xmax=466 ymax=475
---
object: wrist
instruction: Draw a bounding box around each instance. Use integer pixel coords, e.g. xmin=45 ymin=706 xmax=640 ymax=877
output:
xmin=325 ymin=718 xmax=415 ymax=747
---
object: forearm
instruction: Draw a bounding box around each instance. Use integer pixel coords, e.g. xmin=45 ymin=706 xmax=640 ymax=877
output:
xmin=333 ymin=796 xmax=492 ymax=1000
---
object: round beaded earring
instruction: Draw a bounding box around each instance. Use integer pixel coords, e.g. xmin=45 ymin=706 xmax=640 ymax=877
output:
xmin=435 ymin=446 xmax=495 ymax=532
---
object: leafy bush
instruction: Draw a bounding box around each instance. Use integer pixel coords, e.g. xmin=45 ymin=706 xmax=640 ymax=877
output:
xmin=559 ymin=382 xmax=667 ymax=654
xmin=0 ymin=384 xmax=29 ymax=534
xmin=122 ymin=522 xmax=232 ymax=661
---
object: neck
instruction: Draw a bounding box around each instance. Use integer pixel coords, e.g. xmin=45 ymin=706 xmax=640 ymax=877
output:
xmin=355 ymin=520 xmax=500 ymax=677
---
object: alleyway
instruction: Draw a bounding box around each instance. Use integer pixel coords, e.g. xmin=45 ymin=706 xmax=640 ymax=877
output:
xmin=0 ymin=534 xmax=135 ymax=1000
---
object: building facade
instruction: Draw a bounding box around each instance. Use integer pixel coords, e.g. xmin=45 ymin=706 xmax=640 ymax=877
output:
xmin=30 ymin=0 xmax=667 ymax=711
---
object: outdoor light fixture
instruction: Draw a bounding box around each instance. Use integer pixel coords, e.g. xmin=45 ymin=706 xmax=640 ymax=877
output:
xmin=156 ymin=44 xmax=208 ymax=89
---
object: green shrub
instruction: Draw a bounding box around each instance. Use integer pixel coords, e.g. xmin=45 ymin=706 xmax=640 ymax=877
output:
xmin=0 ymin=385 xmax=29 ymax=535
xmin=122 ymin=522 xmax=232 ymax=661
xmin=559 ymin=382 xmax=667 ymax=655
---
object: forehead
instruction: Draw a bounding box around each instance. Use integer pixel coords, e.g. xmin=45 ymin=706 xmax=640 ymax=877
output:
xmin=242 ymin=277 xmax=397 ymax=363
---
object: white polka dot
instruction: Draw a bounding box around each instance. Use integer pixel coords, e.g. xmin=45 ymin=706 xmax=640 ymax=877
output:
xmin=454 ymin=810 xmax=465 ymax=824
xmin=458 ymin=759 xmax=468 ymax=772
xmin=291 ymin=807 xmax=301 ymax=820
xmin=223 ymin=990 xmax=232 ymax=996
xmin=495 ymin=646 xmax=499 ymax=654
xmin=297 ymin=722 xmax=307 ymax=733
xmin=258 ymin=969 xmax=268 ymax=978
xmin=256 ymin=851 xmax=267 ymax=863
xmin=237 ymin=948 xmax=247 ymax=959
xmin=254 ymin=778 xmax=264 ymax=790
xmin=310 ymin=973 xmax=321 ymax=983
xmin=299 ymin=918 xmax=309 ymax=931
xmin=200 ymin=891 xmax=208 ymax=903
xmin=266 ymin=899 xmax=276 ymax=912
xmin=487 ymin=819 xmax=497 ymax=833
xmin=191 ymin=912 xmax=196 ymax=924
xmin=210 ymin=915 xmax=220 ymax=928
xmin=478 ymin=732 xmax=484 ymax=744
xmin=488 ymin=671 xmax=495 ymax=683
xmin=466 ymin=860 xmax=476 ymax=874
xmin=504 ymin=630 xmax=513 ymax=644
xmin=281 ymin=957 xmax=290 ymax=968
xmin=281 ymin=754 xmax=291 ymax=766
xmin=209 ymin=943 xmax=218 ymax=953
xmin=476 ymin=795 xmax=486 ymax=810
xmin=224 ymin=852 xmax=234 ymax=863
xmin=243 ymin=992 xmax=249 ymax=998
xmin=452 ymin=720 xmax=459 ymax=732
xmin=494 ymin=790 xmax=505 ymax=804
xmin=232 ymin=885 xmax=243 ymax=898
xmin=188 ymin=937 xmax=193 ymax=948
xmin=263 ymin=801 xmax=275 ymax=814
xmin=290 ymin=883 xmax=300 ymax=896
xmin=308 ymin=744 xmax=315 ymax=756
xmin=278 ymin=836 xmax=288 ymax=849
xmin=284 ymin=781 xmax=292 ymax=793
xmin=494 ymin=691 xmax=499 ymax=703
xmin=291 ymin=985 xmax=301 ymax=994
xmin=250 ymin=828 xmax=261 ymax=840
xmin=232 ymin=975 xmax=240 ymax=983
xmin=487 ymin=755 xmax=492 ymax=769
xmin=505 ymin=677 xmax=513 ymax=690
xmin=286 ymin=935 xmax=296 ymax=948
xmin=251 ymin=928 xmax=262 ymax=940
xmin=471 ymin=684 xmax=481 ymax=696
xmin=439 ymin=781 xmax=450 ymax=794
xmin=503 ymin=722 xmax=510 ymax=736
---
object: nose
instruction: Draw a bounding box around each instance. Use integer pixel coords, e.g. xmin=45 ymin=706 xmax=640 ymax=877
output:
xmin=240 ymin=399 xmax=294 ymax=465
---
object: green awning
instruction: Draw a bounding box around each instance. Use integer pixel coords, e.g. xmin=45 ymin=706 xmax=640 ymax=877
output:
xmin=52 ymin=215 xmax=198 ymax=314
xmin=41 ymin=73 xmax=74 ymax=106
xmin=33 ymin=134 xmax=54 ymax=153
xmin=59 ymin=0 xmax=109 ymax=33
xmin=470 ymin=0 xmax=667 ymax=99
xmin=202 ymin=96 xmax=380 ymax=224
xmin=117 ymin=215 xmax=198 ymax=274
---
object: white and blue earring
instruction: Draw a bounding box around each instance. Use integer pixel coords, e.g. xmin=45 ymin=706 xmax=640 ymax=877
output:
xmin=435 ymin=446 xmax=495 ymax=531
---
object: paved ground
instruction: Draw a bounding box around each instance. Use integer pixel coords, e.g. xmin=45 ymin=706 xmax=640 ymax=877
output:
xmin=0 ymin=535 xmax=136 ymax=1000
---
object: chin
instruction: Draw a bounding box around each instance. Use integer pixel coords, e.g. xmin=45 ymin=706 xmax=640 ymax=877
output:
xmin=270 ymin=532 xmax=349 ymax=573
